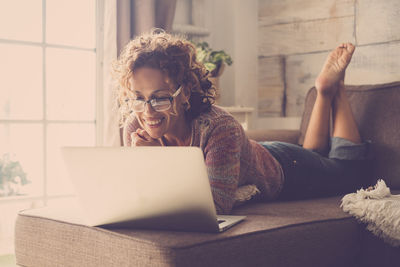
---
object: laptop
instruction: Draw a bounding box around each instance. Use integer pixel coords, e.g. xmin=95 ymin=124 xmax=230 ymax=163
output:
xmin=61 ymin=146 xmax=246 ymax=233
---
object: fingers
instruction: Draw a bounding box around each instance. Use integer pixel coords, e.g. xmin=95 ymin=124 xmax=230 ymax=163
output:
xmin=136 ymin=129 xmax=151 ymax=141
xmin=130 ymin=132 xmax=144 ymax=145
xmin=130 ymin=129 xmax=161 ymax=146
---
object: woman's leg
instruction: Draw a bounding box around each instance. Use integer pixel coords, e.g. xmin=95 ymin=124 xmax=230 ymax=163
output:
xmin=301 ymin=89 xmax=333 ymax=154
xmin=303 ymin=43 xmax=357 ymax=152
xmin=260 ymin=43 xmax=370 ymax=201
xmin=332 ymin=80 xmax=361 ymax=144
xmin=262 ymin=140 xmax=368 ymax=200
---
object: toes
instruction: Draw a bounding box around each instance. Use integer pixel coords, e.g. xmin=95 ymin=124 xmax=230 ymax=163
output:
xmin=346 ymin=43 xmax=355 ymax=53
xmin=338 ymin=42 xmax=355 ymax=53
xmin=337 ymin=42 xmax=355 ymax=57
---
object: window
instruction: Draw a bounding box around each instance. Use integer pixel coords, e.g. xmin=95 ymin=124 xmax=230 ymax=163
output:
xmin=0 ymin=0 xmax=102 ymax=256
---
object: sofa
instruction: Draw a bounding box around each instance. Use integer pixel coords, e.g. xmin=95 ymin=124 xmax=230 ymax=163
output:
xmin=15 ymin=81 xmax=400 ymax=267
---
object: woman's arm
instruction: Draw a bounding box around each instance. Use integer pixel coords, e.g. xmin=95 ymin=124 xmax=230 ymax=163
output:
xmin=203 ymin=118 xmax=244 ymax=214
xmin=122 ymin=116 xmax=140 ymax=146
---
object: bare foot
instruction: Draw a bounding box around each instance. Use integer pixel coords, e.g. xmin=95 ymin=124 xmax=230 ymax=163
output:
xmin=315 ymin=43 xmax=355 ymax=97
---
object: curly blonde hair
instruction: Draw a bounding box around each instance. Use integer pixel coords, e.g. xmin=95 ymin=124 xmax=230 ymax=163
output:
xmin=112 ymin=29 xmax=215 ymax=127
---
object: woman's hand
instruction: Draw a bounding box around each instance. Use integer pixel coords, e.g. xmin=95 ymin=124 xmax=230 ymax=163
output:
xmin=131 ymin=129 xmax=162 ymax=146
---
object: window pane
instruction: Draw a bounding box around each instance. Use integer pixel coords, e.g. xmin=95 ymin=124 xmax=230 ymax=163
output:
xmin=46 ymin=196 xmax=78 ymax=207
xmin=47 ymin=123 xmax=95 ymax=196
xmin=0 ymin=0 xmax=42 ymax=42
xmin=0 ymin=124 xmax=43 ymax=197
xmin=0 ymin=44 xmax=43 ymax=120
xmin=46 ymin=48 xmax=96 ymax=121
xmin=46 ymin=0 xmax=95 ymax=48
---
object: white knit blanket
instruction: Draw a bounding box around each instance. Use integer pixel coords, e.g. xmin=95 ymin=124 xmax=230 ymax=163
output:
xmin=341 ymin=180 xmax=400 ymax=247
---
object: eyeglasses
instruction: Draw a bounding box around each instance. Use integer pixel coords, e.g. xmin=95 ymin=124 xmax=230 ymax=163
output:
xmin=125 ymin=86 xmax=182 ymax=112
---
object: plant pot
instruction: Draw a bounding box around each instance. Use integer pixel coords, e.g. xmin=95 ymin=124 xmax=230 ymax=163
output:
xmin=209 ymin=63 xmax=225 ymax=104
xmin=0 ymin=180 xmax=19 ymax=197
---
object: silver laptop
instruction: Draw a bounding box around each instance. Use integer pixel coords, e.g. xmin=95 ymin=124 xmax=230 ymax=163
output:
xmin=61 ymin=146 xmax=246 ymax=232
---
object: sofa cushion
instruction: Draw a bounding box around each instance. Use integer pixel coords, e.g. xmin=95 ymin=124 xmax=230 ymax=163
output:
xmin=245 ymin=129 xmax=301 ymax=144
xmin=299 ymin=81 xmax=400 ymax=190
xmin=16 ymin=196 xmax=360 ymax=267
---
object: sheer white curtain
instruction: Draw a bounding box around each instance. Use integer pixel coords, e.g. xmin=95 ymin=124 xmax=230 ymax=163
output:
xmin=102 ymin=0 xmax=176 ymax=146
xmin=102 ymin=0 xmax=119 ymax=147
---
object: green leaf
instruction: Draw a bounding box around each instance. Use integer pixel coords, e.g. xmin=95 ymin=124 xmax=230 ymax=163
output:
xmin=192 ymin=41 xmax=233 ymax=67
xmin=196 ymin=49 xmax=207 ymax=63
xmin=204 ymin=62 xmax=217 ymax=72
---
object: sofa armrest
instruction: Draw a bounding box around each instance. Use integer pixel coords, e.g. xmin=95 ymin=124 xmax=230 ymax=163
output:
xmin=245 ymin=129 xmax=301 ymax=144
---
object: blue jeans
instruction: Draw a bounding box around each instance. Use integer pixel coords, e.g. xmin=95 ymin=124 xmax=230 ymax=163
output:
xmin=260 ymin=137 xmax=372 ymax=201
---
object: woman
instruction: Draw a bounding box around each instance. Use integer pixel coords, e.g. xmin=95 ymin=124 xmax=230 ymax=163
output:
xmin=113 ymin=29 xmax=369 ymax=215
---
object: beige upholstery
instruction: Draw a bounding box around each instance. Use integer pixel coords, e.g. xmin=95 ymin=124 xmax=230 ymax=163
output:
xmin=14 ymin=82 xmax=400 ymax=267
xmin=245 ymin=129 xmax=301 ymax=144
xmin=16 ymin=195 xmax=362 ymax=267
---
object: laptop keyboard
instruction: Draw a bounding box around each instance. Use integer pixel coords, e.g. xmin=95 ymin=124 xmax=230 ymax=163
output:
xmin=217 ymin=219 xmax=226 ymax=224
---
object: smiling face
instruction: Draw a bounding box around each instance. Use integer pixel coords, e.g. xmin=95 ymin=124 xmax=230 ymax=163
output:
xmin=129 ymin=67 xmax=188 ymax=140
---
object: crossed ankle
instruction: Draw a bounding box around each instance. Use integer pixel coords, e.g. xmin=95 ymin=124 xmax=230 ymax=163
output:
xmin=334 ymin=89 xmax=347 ymax=100
xmin=316 ymin=90 xmax=336 ymax=100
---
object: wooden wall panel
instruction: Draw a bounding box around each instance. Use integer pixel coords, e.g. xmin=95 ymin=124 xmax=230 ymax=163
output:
xmin=285 ymin=42 xmax=400 ymax=116
xmin=259 ymin=16 xmax=355 ymax=57
xmin=259 ymin=0 xmax=354 ymax=26
xmin=258 ymin=56 xmax=285 ymax=117
xmin=285 ymin=52 xmax=326 ymax=116
xmin=346 ymin=43 xmax=400 ymax=85
xmin=357 ymin=0 xmax=400 ymax=45
xmin=256 ymin=0 xmax=400 ymax=122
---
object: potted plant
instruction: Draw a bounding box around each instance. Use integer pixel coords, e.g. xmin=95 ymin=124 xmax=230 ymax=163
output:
xmin=193 ymin=41 xmax=233 ymax=102
xmin=0 ymin=153 xmax=30 ymax=197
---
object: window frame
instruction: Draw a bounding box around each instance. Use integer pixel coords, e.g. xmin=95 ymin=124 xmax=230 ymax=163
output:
xmin=0 ymin=0 xmax=104 ymax=205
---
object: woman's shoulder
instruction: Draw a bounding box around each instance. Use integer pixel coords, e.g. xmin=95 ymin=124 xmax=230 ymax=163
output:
xmin=196 ymin=105 xmax=238 ymax=124
xmin=194 ymin=105 xmax=244 ymax=135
